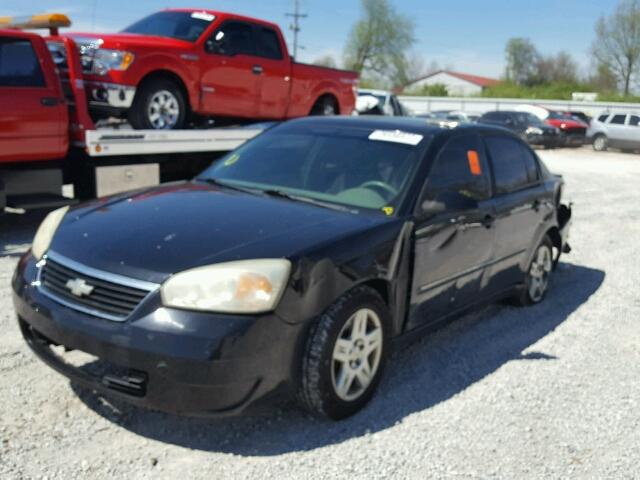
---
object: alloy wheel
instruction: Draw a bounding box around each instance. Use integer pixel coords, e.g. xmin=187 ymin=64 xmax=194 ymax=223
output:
xmin=529 ymin=245 xmax=553 ymax=302
xmin=331 ymin=308 xmax=383 ymax=401
xmin=147 ymin=90 xmax=180 ymax=129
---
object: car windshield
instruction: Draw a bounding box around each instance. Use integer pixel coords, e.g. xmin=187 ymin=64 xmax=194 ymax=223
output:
xmin=121 ymin=11 xmax=214 ymax=42
xmin=198 ymin=126 xmax=431 ymax=213
xmin=519 ymin=113 xmax=544 ymax=125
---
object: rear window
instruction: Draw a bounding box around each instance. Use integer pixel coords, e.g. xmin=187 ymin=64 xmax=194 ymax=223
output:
xmin=485 ymin=136 xmax=537 ymax=194
xmin=629 ymin=115 xmax=640 ymax=127
xmin=257 ymin=27 xmax=283 ymax=60
xmin=0 ymin=38 xmax=45 ymax=87
xmin=598 ymin=114 xmax=609 ymax=122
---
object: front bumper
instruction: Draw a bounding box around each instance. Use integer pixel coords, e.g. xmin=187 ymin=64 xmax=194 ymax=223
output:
xmin=85 ymin=81 xmax=136 ymax=109
xmin=12 ymin=255 xmax=303 ymax=416
xmin=526 ymin=133 xmax=560 ymax=147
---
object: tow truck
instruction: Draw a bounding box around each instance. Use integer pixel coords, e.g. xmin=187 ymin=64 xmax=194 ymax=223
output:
xmin=0 ymin=14 xmax=264 ymax=212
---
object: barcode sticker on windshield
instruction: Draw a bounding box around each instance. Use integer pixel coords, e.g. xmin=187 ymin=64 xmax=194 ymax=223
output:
xmin=369 ymin=130 xmax=424 ymax=146
xmin=191 ymin=12 xmax=215 ymax=22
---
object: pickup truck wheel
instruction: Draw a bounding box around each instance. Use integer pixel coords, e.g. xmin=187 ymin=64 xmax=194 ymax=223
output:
xmin=297 ymin=285 xmax=390 ymax=420
xmin=129 ymin=79 xmax=186 ymax=130
xmin=593 ymin=134 xmax=608 ymax=152
xmin=311 ymin=96 xmax=338 ymax=116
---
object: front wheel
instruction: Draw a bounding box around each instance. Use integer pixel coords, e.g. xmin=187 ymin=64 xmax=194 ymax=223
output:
xmin=514 ymin=236 xmax=554 ymax=306
xmin=298 ymin=286 xmax=390 ymax=420
xmin=128 ymin=78 xmax=187 ymax=130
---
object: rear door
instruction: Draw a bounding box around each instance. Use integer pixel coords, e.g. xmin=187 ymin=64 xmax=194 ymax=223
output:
xmin=408 ymin=133 xmax=496 ymax=330
xmin=200 ymin=20 xmax=260 ymax=117
xmin=606 ymin=114 xmax=628 ymax=146
xmin=254 ymin=25 xmax=290 ymax=119
xmin=621 ymin=114 xmax=640 ymax=149
xmin=0 ymin=34 xmax=67 ymax=163
xmin=482 ymin=134 xmax=548 ymax=293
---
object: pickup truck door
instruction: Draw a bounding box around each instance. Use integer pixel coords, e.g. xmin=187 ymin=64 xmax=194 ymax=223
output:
xmin=0 ymin=35 xmax=68 ymax=164
xmin=253 ymin=25 xmax=290 ymax=119
xmin=200 ymin=20 xmax=260 ymax=118
xmin=407 ymin=133 xmax=496 ymax=331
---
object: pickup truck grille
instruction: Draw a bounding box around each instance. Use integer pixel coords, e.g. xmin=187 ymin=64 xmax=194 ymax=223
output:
xmin=38 ymin=254 xmax=157 ymax=322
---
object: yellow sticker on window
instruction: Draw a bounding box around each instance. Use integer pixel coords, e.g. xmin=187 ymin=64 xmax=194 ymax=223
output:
xmin=467 ymin=150 xmax=482 ymax=176
xmin=224 ymin=154 xmax=240 ymax=166
xmin=382 ymin=206 xmax=394 ymax=216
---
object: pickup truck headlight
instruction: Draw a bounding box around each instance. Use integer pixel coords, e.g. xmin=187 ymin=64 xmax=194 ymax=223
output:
xmin=161 ymin=259 xmax=291 ymax=314
xmin=31 ymin=206 xmax=69 ymax=261
xmin=92 ymin=49 xmax=135 ymax=75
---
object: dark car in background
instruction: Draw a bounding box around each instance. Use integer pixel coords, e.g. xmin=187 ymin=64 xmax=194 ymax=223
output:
xmin=13 ymin=117 xmax=571 ymax=420
xmin=478 ymin=111 xmax=560 ymax=148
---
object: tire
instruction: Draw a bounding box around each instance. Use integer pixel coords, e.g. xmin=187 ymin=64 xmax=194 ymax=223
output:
xmin=513 ymin=236 xmax=554 ymax=306
xmin=310 ymin=96 xmax=338 ymax=116
xmin=128 ymin=78 xmax=187 ymax=130
xmin=298 ymin=285 xmax=390 ymax=420
xmin=593 ymin=134 xmax=608 ymax=152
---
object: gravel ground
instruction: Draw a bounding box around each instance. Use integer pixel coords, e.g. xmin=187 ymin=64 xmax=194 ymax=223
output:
xmin=1 ymin=147 xmax=639 ymax=479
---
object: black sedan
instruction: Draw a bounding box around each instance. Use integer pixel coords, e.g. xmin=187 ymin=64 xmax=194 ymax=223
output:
xmin=478 ymin=111 xmax=561 ymax=148
xmin=13 ymin=117 xmax=572 ymax=420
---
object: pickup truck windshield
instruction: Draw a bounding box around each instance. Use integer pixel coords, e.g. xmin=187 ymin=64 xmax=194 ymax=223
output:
xmin=199 ymin=128 xmax=430 ymax=212
xmin=122 ymin=11 xmax=214 ymax=42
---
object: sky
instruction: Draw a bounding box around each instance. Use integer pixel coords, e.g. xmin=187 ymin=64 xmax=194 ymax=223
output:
xmin=1 ymin=0 xmax=621 ymax=78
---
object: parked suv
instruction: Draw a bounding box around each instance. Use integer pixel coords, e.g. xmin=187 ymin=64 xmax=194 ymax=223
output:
xmin=588 ymin=112 xmax=640 ymax=152
xmin=478 ymin=111 xmax=560 ymax=148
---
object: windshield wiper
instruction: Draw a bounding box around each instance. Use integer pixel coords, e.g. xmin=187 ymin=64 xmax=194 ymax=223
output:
xmin=195 ymin=177 xmax=260 ymax=195
xmin=261 ymin=189 xmax=356 ymax=213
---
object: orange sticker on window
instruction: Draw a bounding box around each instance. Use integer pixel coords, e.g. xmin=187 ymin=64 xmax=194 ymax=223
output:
xmin=467 ymin=150 xmax=482 ymax=176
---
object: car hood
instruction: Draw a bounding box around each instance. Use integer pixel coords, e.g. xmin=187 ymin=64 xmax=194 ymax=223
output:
xmin=48 ymin=182 xmax=390 ymax=284
xmin=64 ymin=32 xmax=192 ymax=51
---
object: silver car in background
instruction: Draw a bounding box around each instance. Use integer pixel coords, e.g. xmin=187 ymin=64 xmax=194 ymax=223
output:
xmin=588 ymin=112 xmax=640 ymax=152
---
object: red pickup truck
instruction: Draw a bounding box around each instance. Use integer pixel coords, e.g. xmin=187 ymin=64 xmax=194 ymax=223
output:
xmin=56 ymin=9 xmax=358 ymax=129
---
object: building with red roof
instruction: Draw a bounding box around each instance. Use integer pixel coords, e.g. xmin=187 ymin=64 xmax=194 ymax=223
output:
xmin=401 ymin=70 xmax=502 ymax=96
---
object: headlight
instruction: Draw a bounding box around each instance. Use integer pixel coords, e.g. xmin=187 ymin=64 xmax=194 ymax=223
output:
xmin=31 ymin=206 xmax=69 ymax=260
xmin=92 ymin=49 xmax=135 ymax=75
xmin=526 ymin=127 xmax=544 ymax=135
xmin=161 ymin=259 xmax=291 ymax=313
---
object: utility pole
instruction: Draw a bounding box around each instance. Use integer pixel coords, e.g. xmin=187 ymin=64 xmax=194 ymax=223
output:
xmin=286 ymin=0 xmax=307 ymax=59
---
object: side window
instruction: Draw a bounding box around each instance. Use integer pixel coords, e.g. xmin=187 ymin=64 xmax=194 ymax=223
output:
xmin=598 ymin=114 xmax=609 ymax=122
xmin=610 ymin=114 xmax=626 ymax=125
xmin=0 ymin=38 xmax=45 ymax=87
xmin=484 ymin=136 xmax=534 ymax=194
xmin=424 ymin=134 xmax=492 ymax=201
xmin=629 ymin=115 xmax=640 ymax=126
xmin=256 ymin=27 xmax=283 ymax=60
xmin=207 ymin=21 xmax=255 ymax=56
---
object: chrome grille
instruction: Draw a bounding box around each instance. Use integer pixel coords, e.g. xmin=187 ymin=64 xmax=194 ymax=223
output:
xmin=38 ymin=252 xmax=159 ymax=322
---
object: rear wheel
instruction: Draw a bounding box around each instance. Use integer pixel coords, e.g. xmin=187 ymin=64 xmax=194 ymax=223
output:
xmin=310 ymin=95 xmax=338 ymax=116
xmin=128 ymin=78 xmax=187 ymax=130
xmin=298 ymin=286 xmax=389 ymax=420
xmin=514 ymin=236 xmax=554 ymax=306
xmin=593 ymin=134 xmax=608 ymax=152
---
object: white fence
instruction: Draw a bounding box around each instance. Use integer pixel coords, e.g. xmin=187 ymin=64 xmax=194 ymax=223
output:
xmin=398 ymin=95 xmax=640 ymax=116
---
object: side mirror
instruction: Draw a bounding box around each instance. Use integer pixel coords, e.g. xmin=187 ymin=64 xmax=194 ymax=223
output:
xmin=205 ymin=39 xmax=216 ymax=53
xmin=421 ymin=191 xmax=479 ymax=217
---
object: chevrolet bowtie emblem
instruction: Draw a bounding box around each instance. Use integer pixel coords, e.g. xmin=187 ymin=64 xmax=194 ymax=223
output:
xmin=65 ymin=278 xmax=94 ymax=297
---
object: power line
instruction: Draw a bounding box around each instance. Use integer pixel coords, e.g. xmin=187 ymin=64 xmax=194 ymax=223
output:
xmin=285 ymin=0 xmax=308 ymax=59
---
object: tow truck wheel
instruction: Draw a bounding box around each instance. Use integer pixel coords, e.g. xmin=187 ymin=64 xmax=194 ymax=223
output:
xmin=311 ymin=96 xmax=338 ymax=116
xmin=129 ymin=78 xmax=187 ymax=130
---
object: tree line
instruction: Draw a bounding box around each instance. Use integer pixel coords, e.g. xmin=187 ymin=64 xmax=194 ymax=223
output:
xmin=317 ymin=0 xmax=640 ymax=98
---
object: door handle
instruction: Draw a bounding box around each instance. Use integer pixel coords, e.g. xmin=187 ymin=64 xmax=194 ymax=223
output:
xmin=40 ymin=97 xmax=60 ymax=107
xmin=252 ymin=65 xmax=263 ymax=75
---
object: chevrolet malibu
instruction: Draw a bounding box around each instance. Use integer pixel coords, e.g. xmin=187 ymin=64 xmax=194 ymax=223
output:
xmin=13 ymin=117 xmax=572 ymax=420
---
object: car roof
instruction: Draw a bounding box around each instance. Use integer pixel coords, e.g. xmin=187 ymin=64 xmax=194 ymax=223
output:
xmin=276 ymin=115 xmax=517 ymax=139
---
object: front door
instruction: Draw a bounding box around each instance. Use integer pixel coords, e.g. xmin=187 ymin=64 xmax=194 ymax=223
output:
xmin=254 ymin=25 xmax=290 ymax=119
xmin=200 ymin=20 xmax=260 ymax=118
xmin=0 ymin=35 xmax=67 ymax=164
xmin=408 ymin=133 xmax=496 ymax=331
